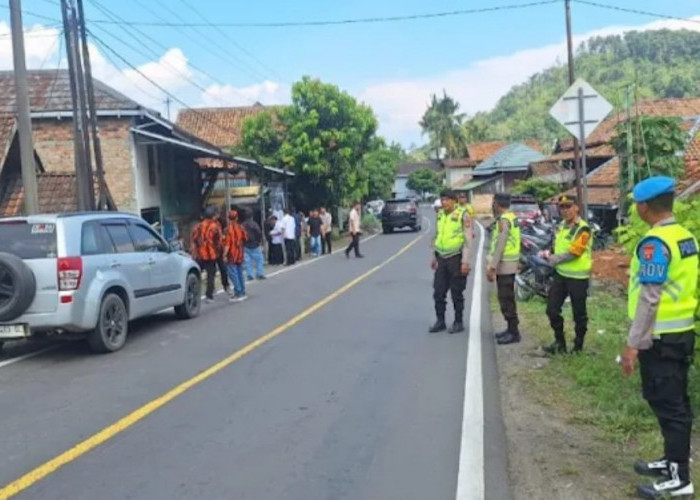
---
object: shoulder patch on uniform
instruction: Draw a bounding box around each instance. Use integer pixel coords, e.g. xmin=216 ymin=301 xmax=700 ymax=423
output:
xmin=678 ymin=238 xmax=698 ymax=259
xmin=637 ymin=237 xmax=670 ymax=285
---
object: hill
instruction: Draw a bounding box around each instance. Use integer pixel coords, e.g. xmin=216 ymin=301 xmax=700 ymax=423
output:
xmin=467 ymin=29 xmax=700 ymax=148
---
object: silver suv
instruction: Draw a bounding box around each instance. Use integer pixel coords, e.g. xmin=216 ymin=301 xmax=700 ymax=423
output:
xmin=0 ymin=213 xmax=201 ymax=353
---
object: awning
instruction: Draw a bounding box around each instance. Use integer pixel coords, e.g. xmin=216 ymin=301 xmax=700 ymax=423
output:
xmin=454 ymin=177 xmax=497 ymax=191
xmin=131 ymin=127 xmax=225 ymax=157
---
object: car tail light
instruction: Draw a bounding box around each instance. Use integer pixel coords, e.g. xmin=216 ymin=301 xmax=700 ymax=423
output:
xmin=58 ymin=257 xmax=83 ymax=291
xmin=408 ymin=206 xmax=417 ymax=213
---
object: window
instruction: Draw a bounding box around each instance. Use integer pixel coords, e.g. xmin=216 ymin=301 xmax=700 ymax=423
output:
xmin=147 ymin=145 xmax=157 ymax=186
xmin=128 ymin=223 xmax=168 ymax=253
xmin=104 ymin=224 xmax=135 ymax=253
xmin=0 ymin=221 xmax=57 ymax=259
xmin=81 ymin=222 xmax=115 ymax=255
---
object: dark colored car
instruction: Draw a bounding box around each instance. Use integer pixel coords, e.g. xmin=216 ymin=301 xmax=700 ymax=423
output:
xmin=381 ymin=198 xmax=421 ymax=234
xmin=510 ymin=195 xmax=541 ymax=221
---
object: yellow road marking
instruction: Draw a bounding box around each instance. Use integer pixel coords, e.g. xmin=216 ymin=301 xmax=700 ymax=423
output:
xmin=0 ymin=235 xmax=422 ymax=499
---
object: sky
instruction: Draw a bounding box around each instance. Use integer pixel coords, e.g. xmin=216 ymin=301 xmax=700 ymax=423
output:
xmin=4 ymin=0 xmax=700 ymax=147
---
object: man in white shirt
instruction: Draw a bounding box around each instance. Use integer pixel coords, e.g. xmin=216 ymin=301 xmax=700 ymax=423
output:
xmin=345 ymin=201 xmax=364 ymax=259
xmin=320 ymin=206 xmax=333 ymax=254
xmin=281 ymin=208 xmax=297 ymax=265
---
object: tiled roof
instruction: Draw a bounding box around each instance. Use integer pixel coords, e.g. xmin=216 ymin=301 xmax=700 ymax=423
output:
xmin=0 ymin=172 xmax=103 ymax=216
xmin=547 ymin=143 xmax=616 ymax=162
xmin=474 ymin=143 xmax=546 ymax=174
xmin=176 ymin=104 xmax=284 ymax=149
xmin=530 ymin=160 xmax=566 ymax=177
xmin=0 ymin=113 xmax=16 ymax=166
xmin=0 ymin=70 xmax=140 ymax=113
xmin=443 ymin=158 xmax=476 ymax=169
xmin=396 ymin=161 xmax=442 ymax=176
xmin=467 ymin=141 xmax=507 ymax=163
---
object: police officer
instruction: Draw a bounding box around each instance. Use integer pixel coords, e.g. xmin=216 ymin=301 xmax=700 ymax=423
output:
xmin=457 ymin=191 xmax=475 ymax=218
xmin=429 ymin=190 xmax=474 ymax=334
xmin=621 ymin=177 xmax=697 ymax=499
xmin=487 ymin=193 xmax=521 ymax=345
xmin=543 ymin=194 xmax=593 ymax=354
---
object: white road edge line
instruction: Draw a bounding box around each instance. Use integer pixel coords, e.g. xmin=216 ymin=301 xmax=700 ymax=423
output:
xmin=456 ymin=221 xmax=485 ymax=500
xmin=0 ymin=346 xmax=59 ymax=369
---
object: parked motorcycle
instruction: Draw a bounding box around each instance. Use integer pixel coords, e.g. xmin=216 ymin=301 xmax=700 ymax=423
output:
xmin=515 ymin=254 xmax=554 ymax=301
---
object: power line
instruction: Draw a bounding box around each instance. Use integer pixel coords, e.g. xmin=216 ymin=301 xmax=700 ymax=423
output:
xmin=37 ymin=28 xmax=62 ymax=69
xmin=572 ymin=0 xmax=700 ymax=26
xmin=87 ymin=0 xmax=257 ymax=106
xmin=0 ymin=5 xmax=60 ymax=23
xmin=85 ymin=0 xmax=560 ymax=28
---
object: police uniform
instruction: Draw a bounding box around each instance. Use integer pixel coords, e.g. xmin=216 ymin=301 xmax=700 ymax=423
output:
xmin=627 ymin=177 xmax=698 ymax=499
xmin=430 ymin=195 xmax=473 ymax=334
xmin=545 ymin=195 xmax=593 ymax=354
xmin=490 ymin=193 xmax=522 ymax=345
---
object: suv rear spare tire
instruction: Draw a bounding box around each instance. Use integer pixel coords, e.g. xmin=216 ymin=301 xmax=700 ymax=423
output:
xmin=89 ymin=293 xmax=128 ymax=353
xmin=0 ymin=252 xmax=36 ymax=322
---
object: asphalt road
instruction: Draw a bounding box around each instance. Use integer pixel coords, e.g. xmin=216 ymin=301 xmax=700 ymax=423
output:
xmin=0 ymin=213 xmax=511 ymax=500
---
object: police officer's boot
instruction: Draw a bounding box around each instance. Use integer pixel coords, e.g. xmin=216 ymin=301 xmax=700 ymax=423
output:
xmin=636 ymin=462 xmax=694 ymax=499
xmin=571 ymin=335 xmax=585 ymax=354
xmin=429 ymin=318 xmax=447 ymax=333
xmin=544 ymin=330 xmax=567 ymax=355
xmin=496 ymin=322 xmax=521 ymax=345
xmin=449 ymin=312 xmax=465 ymax=334
xmin=634 ymin=458 xmax=669 ymax=478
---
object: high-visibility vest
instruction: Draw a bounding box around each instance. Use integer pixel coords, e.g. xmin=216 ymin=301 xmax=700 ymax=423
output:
xmin=460 ymin=202 xmax=475 ymax=217
xmin=435 ymin=207 xmax=465 ymax=257
xmin=490 ymin=212 xmax=520 ymax=262
xmin=628 ymin=223 xmax=699 ymax=334
xmin=554 ymin=218 xmax=593 ymax=279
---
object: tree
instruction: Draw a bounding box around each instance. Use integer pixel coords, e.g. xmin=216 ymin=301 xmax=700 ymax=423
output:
xmin=511 ymin=178 xmax=560 ymax=203
xmin=363 ymin=139 xmax=403 ymax=200
xmin=236 ymin=110 xmax=283 ymax=165
xmin=462 ymin=112 xmax=493 ymax=143
xmin=239 ymin=76 xmax=381 ymax=210
xmin=611 ymin=115 xmax=685 ymax=189
xmin=407 ymin=168 xmax=442 ymax=198
xmin=419 ymin=91 xmax=468 ymax=160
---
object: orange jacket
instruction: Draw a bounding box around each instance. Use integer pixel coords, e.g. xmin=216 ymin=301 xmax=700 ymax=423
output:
xmin=197 ymin=219 xmax=223 ymax=261
xmin=223 ymin=221 xmax=248 ymax=265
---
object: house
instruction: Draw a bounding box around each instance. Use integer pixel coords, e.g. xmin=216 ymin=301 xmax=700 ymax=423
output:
xmin=392 ymin=161 xmax=442 ymax=199
xmin=0 ymin=70 xmax=289 ymax=246
xmin=529 ymin=160 xmax=576 ymax=184
xmin=471 ymin=143 xmax=546 ymax=189
xmin=176 ymin=103 xmax=290 ymax=214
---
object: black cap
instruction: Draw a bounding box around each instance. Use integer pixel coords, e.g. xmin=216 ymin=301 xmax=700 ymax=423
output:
xmin=494 ymin=192 xmax=511 ymax=205
xmin=557 ymin=194 xmax=577 ymax=206
xmin=440 ymin=189 xmax=457 ymax=200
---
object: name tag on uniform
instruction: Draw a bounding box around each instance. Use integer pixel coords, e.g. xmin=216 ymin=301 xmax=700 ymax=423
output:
xmin=678 ymin=238 xmax=698 ymax=259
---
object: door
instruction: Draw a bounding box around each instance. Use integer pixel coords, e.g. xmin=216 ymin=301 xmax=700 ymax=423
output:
xmin=102 ymin=222 xmax=153 ymax=318
xmin=127 ymin=222 xmax=182 ymax=310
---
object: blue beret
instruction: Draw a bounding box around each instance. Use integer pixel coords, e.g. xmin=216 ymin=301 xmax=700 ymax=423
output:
xmin=632 ymin=176 xmax=676 ymax=203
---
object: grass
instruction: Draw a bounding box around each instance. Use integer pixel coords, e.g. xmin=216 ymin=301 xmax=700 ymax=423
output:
xmin=496 ymin=288 xmax=700 ymax=478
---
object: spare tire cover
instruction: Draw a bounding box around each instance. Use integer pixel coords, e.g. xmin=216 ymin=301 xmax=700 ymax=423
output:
xmin=0 ymin=252 xmax=37 ymax=322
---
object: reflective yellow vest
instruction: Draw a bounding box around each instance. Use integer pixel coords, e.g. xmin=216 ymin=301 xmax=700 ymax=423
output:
xmin=460 ymin=202 xmax=475 ymax=217
xmin=628 ymin=223 xmax=699 ymax=334
xmin=435 ymin=207 xmax=465 ymax=257
xmin=490 ymin=212 xmax=520 ymax=262
xmin=554 ymin=218 xmax=593 ymax=279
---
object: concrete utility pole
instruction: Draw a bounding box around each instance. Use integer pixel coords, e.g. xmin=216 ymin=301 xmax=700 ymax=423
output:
xmin=565 ymin=0 xmax=585 ymax=213
xmin=76 ymin=0 xmax=107 ymax=210
xmin=9 ymin=0 xmax=39 ymax=214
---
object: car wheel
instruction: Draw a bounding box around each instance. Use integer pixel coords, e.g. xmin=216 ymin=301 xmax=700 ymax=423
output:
xmin=88 ymin=293 xmax=128 ymax=353
xmin=0 ymin=252 xmax=36 ymax=322
xmin=383 ymin=226 xmax=393 ymax=234
xmin=175 ymin=272 xmax=201 ymax=320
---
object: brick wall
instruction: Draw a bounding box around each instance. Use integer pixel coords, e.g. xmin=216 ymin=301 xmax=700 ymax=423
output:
xmin=32 ymin=118 xmax=137 ymax=211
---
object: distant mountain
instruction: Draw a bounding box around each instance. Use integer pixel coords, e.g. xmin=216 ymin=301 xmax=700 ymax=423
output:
xmin=467 ymin=29 xmax=700 ymax=149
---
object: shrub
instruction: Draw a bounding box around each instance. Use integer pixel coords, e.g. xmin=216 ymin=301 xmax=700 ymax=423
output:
xmin=360 ymin=213 xmax=381 ymax=234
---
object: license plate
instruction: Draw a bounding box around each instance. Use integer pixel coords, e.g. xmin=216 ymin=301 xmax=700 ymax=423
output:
xmin=0 ymin=324 xmax=28 ymax=338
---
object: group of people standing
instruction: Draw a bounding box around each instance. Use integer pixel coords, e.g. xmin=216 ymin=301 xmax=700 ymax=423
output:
xmin=431 ymin=178 xmax=698 ymax=499
xmin=265 ymin=206 xmax=334 ymax=266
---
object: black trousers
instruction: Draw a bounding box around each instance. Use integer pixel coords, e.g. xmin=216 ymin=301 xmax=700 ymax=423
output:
xmin=433 ymin=254 xmax=468 ymax=322
xmin=546 ymin=272 xmax=589 ymax=347
xmin=345 ymin=233 xmax=361 ymax=257
xmin=284 ymin=239 xmax=296 ymax=265
xmin=217 ymin=257 xmax=229 ymax=291
xmin=639 ymin=332 xmax=695 ymax=480
xmin=269 ymin=243 xmax=284 ymax=265
xmin=295 ymin=237 xmax=302 ymax=261
xmin=201 ymin=260 xmax=217 ymax=299
xmin=496 ymin=274 xmax=519 ymax=333
xmin=322 ymin=232 xmax=332 ymax=254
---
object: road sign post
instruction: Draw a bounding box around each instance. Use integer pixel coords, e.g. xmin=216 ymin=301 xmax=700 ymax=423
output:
xmin=549 ymin=79 xmax=613 ymax=216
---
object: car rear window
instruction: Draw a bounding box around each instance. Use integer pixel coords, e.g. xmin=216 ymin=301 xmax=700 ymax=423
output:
xmin=512 ymin=203 xmax=540 ymax=213
xmin=385 ymin=200 xmax=413 ymax=211
xmin=0 ymin=221 xmax=58 ymax=259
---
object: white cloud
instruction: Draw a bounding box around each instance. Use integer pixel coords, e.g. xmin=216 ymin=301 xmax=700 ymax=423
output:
xmin=359 ymin=15 xmax=700 ymax=146
xmin=201 ymin=80 xmax=290 ymax=107
xmin=0 ymin=22 xmax=61 ymax=70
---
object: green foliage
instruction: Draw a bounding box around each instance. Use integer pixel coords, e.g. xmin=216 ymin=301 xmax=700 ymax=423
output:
xmin=612 ymin=116 xmax=685 ymax=189
xmin=407 ymin=168 xmax=442 ymax=197
xmin=363 ymin=139 xmax=403 ymax=201
xmin=462 ymin=29 xmax=700 ymax=143
xmin=511 ymin=178 xmax=560 ymax=203
xmin=239 ymin=76 xmax=382 ymax=211
xmin=419 ymin=91 xmax=468 ymax=159
xmin=360 ymin=213 xmax=381 ymax=234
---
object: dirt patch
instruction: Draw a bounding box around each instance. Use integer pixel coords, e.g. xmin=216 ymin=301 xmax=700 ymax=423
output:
xmin=592 ymin=249 xmax=630 ymax=288
xmin=493 ymin=312 xmax=634 ymax=499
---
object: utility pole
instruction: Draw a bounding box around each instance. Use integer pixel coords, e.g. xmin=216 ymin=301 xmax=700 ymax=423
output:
xmin=76 ymin=0 xmax=107 ymax=210
xmin=9 ymin=0 xmax=39 ymax=214
xmin=61 ymin=0 xmax=91 ymax=211
xmin=565 ymin=0 xmax=585 ymax=213
xmin=165 ymin=97 xmax=171 ymax=120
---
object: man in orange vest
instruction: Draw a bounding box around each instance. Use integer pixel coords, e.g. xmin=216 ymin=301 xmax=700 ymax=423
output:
xmin=224 ymin=210 xmax=249 ymax=302
xmin=199 ymin=206 xmax=228 ymax=303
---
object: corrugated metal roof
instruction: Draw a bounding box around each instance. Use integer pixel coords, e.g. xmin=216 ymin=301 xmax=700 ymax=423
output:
xmin=453 ymin=177 xmax=494 ymax=191
xmin=474 ymin=143 xmax=546 ymax=174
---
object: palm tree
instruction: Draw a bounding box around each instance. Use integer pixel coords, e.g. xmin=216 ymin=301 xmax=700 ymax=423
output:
xmin=419 ymin=91 xmax=468 ymax=160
